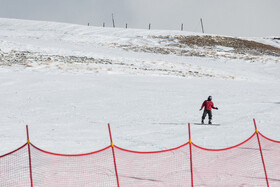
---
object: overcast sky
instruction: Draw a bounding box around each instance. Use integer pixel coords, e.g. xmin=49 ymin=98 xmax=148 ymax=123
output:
xmin=0 ymin=0 xmax=279 ymax=37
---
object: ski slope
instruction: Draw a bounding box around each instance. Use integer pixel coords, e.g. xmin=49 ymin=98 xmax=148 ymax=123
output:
xmin=0 ymin=18 xmax=279 ymax=155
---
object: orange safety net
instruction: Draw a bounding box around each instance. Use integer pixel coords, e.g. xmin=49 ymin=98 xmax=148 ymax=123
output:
xmin=1 ymin=130 xmax=280 ymax=186
xmin=192 ymin=133 xmax=267 ymax=186
xmin=0 ymin=144 xmax=31 ymax=187
xmin=259 ymin=133 xmax=280 ymax=186
xmin=114 ymin=143 xmax=191 ymax=186
xmin=30 ymin=144 xmax=117 ymax=187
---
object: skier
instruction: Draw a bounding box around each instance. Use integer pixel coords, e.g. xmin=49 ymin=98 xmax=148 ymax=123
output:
xmin=200 ymin=96 xmax=218 ymax=124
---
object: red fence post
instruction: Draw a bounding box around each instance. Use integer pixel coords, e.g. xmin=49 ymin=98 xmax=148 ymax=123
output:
xmin=108 ymin=123 xmax=120 ymax=187
xmin=26 ymin=125 xmax=33 ymax=187
xmin=188 ymin=123 xmax=194 ymax=187
xmin=253 ymin=119 xmax=269 ymax=187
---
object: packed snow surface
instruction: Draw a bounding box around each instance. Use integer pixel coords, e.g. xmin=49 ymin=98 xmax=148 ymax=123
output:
xmin=0 ymin=18 xmax=279 ymax=155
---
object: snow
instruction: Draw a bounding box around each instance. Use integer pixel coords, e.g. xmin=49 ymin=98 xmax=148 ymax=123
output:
xmin=0 ymin=18 xmax=280 ymax=156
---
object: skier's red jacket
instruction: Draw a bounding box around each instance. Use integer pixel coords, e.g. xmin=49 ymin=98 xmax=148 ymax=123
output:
xmin=201 ymin=100 xmax=215 ymax=111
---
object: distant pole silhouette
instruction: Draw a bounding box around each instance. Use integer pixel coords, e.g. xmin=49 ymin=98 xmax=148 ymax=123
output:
xmin=88 ymin=23 xmax=90 ymax=26
xmin=200 ymin=18 xmax=204 ymax=33
xmin=149 ymin=23 xmax=151 ymax=30
xmin=112 ymin=14 xmax=115 ymax=28
xmin=181 ymin=23 xmax=184 ymax=31
xmin=126 ymin=23 xmax=127 ymax=29
xmin=103 ymin=22 xmax=105 ymax=27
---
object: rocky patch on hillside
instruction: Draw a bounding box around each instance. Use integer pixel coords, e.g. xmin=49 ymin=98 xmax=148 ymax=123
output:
xmin=0 ymin=49 xmax=235 ymax=79
xmin=111 ymin=35 xmax=280 ymax=63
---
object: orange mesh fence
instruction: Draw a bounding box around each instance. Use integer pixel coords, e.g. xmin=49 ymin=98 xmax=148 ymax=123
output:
xmin=192 ymin=133 xmax=268 ymax=186
xmin=0 ymin=144 xmax=31 ymax=187
xmin=30 ymin=144 xmax=117 ymax=187
xmin=114 ymin=143 xmax=191 ymax=186
xmin=259 ymin=133 xmax=280 ymax=186
xmin=1 ymin=126 xmax=280 ymax=186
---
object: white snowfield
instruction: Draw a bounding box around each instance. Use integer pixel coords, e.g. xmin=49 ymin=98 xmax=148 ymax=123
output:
xmin=0 ymin=18 xmax=279 ymax=155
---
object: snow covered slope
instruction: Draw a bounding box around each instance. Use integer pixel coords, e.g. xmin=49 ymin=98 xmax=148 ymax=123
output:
xmin=0 ymin=18 xmax=279 ymax=154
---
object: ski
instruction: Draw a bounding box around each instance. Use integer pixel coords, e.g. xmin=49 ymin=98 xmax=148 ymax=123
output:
xmin=193 ymin=123 xmax=220 ymax=126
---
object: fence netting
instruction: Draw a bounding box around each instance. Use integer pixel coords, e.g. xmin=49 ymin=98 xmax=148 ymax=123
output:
xmin=1 ymin=130 xmax=280 ymax=186
xmin=30 ymin=145 xmax=117 ymax=187
xmin=0 ymin=144 xmax=30 ymax=187
xmin=114 ymin=143 xmax=191 ymax=186
xmin=192 ymin=133 xmax=267 ymax=186
xmin=259 ymin=133 xmax=280 ymax=186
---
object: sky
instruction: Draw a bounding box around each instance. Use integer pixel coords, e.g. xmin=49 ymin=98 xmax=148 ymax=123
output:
xmin=0 ymin=0 xmax=279 ymax=37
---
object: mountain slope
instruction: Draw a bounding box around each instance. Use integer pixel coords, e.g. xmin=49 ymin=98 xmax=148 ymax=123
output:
xmin=0 ymin=18 xmax=279 ymax=154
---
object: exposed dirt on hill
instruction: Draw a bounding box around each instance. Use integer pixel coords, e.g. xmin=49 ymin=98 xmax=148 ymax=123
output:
xmin=110 ymin=35 xmax=280 ymax=62
xmin=174 ymin=35 xmax=280 ymax=57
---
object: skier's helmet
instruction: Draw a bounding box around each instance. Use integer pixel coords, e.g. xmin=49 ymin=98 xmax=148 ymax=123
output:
xmin=208 ymin=96 xmax=212 ymax=101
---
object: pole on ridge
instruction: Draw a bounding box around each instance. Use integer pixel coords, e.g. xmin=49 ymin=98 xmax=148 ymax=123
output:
xmin=108 ymin=123 xmax=120 ymax=187
xmin=253 ymin=119 xmax=269 ymax=187
xmin=200 ymin=18 xmax=204 ymax=33
xmin=112 ymin=14 xmax=115 ymax=28
xmin=188 ymin=123 xmax=194 ymax=187
xmin=26 ymin=125 xmax=33 ymax=187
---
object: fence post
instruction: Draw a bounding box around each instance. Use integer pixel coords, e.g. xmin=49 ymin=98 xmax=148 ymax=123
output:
xmin=200 ymin=18 xmax=204 ymax=33
xmin=112 ymin=14 xmax=115 ymax=28
xmin=188 ymin=123 xmax=194 ymax=187
xmin=108 ymin=123 xmax=120 ymax=187
xmin=253 ymin=119 xmax=269 ymax=187
xmin=26 ymin=125 xmax=33 ymax=187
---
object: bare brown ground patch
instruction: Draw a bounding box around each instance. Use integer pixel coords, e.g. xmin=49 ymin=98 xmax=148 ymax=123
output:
xmin=174 ymin=35 xmax=280 ymax=57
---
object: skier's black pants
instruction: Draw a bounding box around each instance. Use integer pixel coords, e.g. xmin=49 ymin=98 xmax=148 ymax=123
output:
xmin=202 ymin=110 xmax=212 ymax=120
